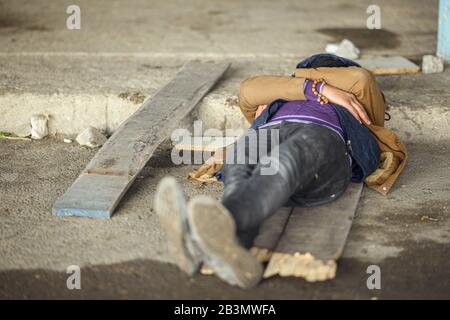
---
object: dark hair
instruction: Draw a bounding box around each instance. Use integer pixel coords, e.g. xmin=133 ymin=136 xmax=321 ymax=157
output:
xmin=296 ymin=53 xmax=361 ymax=69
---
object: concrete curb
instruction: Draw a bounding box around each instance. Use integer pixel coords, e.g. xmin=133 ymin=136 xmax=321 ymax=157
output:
xmin=1 ymin=92 xmax=449 ymax=143
xmin=0 ymin=93 xmax=140 ymax=137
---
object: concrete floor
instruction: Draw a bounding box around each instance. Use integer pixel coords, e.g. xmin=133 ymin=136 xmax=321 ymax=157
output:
xmin=1 ymin=136 xmax=450 ymax=299
xmin=0 ymin=0 xmax=438 ymax=57
xmin=1 ymin=0 xmax=449 ymax=299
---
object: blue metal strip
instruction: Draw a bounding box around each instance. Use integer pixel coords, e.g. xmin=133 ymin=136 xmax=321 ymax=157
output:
xmin=437 ymin=0 xmax=450 ymax=60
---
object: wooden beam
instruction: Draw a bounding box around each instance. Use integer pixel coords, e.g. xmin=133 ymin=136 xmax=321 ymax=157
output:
xmin=253 ymin=207 xmax=293 ymax=251
xmin=175 ymin=136 xmax=237 ymax=152
xmin=356 ymin=56 xmax=419 ymax=75
xmin=53 ymin=61 xmax=230 ymax=218
xmin=251 ymin=207 xmax=293 ymax=263
xmin=201 ymin=185 xmax=362 ymax=280
xmin=263 ymin=182 xmax=363 ymax=281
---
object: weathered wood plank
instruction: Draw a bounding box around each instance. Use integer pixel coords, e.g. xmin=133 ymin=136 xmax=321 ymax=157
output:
xmin=203 ymin=184 xmax=361 ymax=279
xmin=175 ymin=136 xmax=237 ymax=152
xmin=53 ymin=61 xmax=230 ymax=218
xmin=262 ymin=182 xmax=363 ymax=281
xmin=253 ymin=207 xmax=293 ymax=251
xmin=85 ymin=62 xmax=230 ymax=176
xmin=249 ymin=206 xmax=293 ymax=263
xmin=356 ymin=56 xmax=419 ymax=75
xmin=53 ymin=174 xmax=130 ymax=218
xmin=275 ymin=182 xmax=363 ymax=260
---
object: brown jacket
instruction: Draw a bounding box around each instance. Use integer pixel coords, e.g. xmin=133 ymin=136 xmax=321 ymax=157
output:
xmin=238 ymin=67 xmax=407 ymax=195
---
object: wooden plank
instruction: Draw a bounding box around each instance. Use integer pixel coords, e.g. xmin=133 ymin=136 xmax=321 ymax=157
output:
xmin=175 ymin=136 xmax=237 ymax=152
xmin=356 ymin=56 xmax=419 ymax=75
xmin=253 ymin=207 xmax=293 ymax=251
xmin=53 ymin=174 xmax=129 ymax=218
xmin=263 ymin=182 xmax=363 ymax=281
xmin=84 ymin=62 xmax=230 ymax=176
xmin=275 ymin=182 xmax=362 ymax=260
xmin=250 ymin=207 xmax=293 ymax=263
xmin=53 ymin=61 xmax=230 ymax=218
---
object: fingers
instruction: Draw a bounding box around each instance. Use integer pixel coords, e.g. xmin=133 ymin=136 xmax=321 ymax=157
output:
xmin=255 ymin=104 xmax=267 ymax=118
xmin=350 ymin=97 xmax=371 ymax=125
xmin=346 ymin=104 xmax=362 ymax=124
xmin=255 ymin=105 xmax=264 ymax=117
xmin=324 ymin=86 xmax=368 ymax=125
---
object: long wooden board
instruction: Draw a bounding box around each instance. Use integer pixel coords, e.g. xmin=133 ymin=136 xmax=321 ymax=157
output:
xmin=275 ymin=182 xmax=363 ymax=259
xmin=263 ymin=182 xmax=363 ymax=281
xmin=356 ymin=56 xmax=419 ymax=75
xmin=253 ymin=207 xmax=293 ymax=251
xmin=202 ymin=184 xmax=363 ymax=280
xmin=53 ymin=61 xmax=230 ymax=218
xmin=175 ymin=136 xmax=237 ymax=152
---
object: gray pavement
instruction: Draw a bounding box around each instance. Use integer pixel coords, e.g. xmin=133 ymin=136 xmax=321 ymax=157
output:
xmin=0 ymin=0 xmax=438 ymax=57
xmin=1 ymin=137 xmax=449 ymax=299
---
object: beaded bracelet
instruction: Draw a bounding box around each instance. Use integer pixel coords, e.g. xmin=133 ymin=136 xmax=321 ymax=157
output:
xmin=311 ymin=79 xmax=329 ymax=105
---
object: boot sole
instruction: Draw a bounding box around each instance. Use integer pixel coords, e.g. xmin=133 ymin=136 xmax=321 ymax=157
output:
xmin=187 ymin=196 xmax=263 ymax=288
xmin=154 ymin=177 xmax=200 ymax=275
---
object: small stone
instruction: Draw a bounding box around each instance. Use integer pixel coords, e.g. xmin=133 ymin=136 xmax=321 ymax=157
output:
xmin=76 ymin=127 xmax=107 ymax=148
xmin=325 ymin=39 xmax=360 ymax=59
xmin=30 ymin=114 xmax=48 ymax=140
xmin=421 ymin=55 xmax=444 ymax=74
xmin=63 ymin=138 xmax=72 ymax=144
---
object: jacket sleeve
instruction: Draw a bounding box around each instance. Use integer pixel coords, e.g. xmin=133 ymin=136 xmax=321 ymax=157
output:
xmin=238 ymin=75 xmax=306 ymax=123
xmin=294 ymin=67 xmax=386 ymax=127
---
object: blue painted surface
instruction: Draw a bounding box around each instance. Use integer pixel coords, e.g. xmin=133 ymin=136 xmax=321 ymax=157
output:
xmin=437 ymin=0 xmax=450 ymax=60
xmin=53 ymin=207 xmax=111 ymax=218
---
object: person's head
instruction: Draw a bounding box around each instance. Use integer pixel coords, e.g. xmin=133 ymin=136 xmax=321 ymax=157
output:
xmin=296 ymin=53 xmax=360 ymax=69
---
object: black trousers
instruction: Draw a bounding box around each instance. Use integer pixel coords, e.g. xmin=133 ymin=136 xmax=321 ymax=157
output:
xmin=221 ymin=122 xmax=351 ymax=248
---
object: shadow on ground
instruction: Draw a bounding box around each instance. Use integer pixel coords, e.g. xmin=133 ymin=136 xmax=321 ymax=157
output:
xmin=1 ymin=240 xmax=448 ymax=299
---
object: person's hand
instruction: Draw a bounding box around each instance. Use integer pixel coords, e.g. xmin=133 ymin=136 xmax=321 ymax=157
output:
xmin=255 ymin=104 xmax=268 ymax=118
xmin=321 ymin=84 xmax=371 ymax=125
